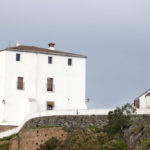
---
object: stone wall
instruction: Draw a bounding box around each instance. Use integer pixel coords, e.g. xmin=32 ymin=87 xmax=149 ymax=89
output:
xmin=23 ymin=115 xmax=107 ymax=129
xmin=9 ymin=127 xmax=67 ymax=150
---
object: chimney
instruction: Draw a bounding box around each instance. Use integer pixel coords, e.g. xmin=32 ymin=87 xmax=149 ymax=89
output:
xmin=16 ymin=42 xmax=21 ymax=47
xmin=48 ymin=43 xmax=55 ymax=50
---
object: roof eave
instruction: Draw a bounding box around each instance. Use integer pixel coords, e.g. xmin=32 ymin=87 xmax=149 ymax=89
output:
xmin=4 ymin=49 xmax=87 ymax=58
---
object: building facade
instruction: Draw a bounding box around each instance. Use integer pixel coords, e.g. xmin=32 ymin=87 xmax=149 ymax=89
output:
xmin=0 ymin=43 xmax=87 ymax=125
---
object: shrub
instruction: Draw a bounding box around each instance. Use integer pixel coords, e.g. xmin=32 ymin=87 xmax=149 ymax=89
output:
xmin=0 ymin=134 xmax=18 ymax=142
xmin=38 ymin=137 xmax=60 ymax=150
xmin=0 ymin=143 xmax=9 ymax=150
xmin=141 ymin=137 xmax=150 ymax=150
xmin=102 ymin=140 xmax=123 ymax=150
xmin=104 ymin=103 xmax=136 ymax=136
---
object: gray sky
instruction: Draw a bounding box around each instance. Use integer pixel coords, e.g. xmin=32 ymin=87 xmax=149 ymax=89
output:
xmin=0 ymin=0 xmax=150 ymax=108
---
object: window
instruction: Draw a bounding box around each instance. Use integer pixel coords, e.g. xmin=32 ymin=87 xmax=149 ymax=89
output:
xmin=68 ymin=58 xmax=72 ymax=66
xmin=16 ymin=54 xmax=20 ymax=61
xmin=17 ymin=77 xmax=24 ymax=90
xmin=47 ymin=101 xmax=54 ymax=110
xmin=48 ymin=56 xmax=52 ymax=64
xmin=47 ymin=78 xmax=53 ymax=91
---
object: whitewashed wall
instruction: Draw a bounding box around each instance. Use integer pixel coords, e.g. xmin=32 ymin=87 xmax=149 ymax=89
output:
xmin=146 ymin=96 xmax=150 ymax=108
xmin=139 ymin=95 xmax=147 ymax=108
xmin=136 ymin=108 xmax=150 ymax=114
xmin=137 ymin=90 xmax=150 ymax=109
xmin=0 ymin=50 xmax=87 ymax=125
xmin=0 ymin=52 xmax=5 ymax=122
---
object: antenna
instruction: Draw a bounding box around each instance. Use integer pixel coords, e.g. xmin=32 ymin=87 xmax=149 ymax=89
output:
xmin=8 ymin=41 xmax=11 ymax=47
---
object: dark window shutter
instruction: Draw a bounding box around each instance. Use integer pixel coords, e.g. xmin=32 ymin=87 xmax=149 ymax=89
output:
xmin=47 ymin=78 xmax=53 ymax=91
xmin=68 ymin=58 xmax=72 ymax=66
xmin=17 ymin=77 xmax=23 ymax=90
xmin=16 ymin=54 xmax=20 ymax=61
xmin=48 ymin=57 xmax=52 ymax=64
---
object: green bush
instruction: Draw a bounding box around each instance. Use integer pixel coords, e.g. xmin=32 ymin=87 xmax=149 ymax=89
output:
xmin=37 ymin=129 xmax=127 ymax=150
xmin=56 ymin=129 xmax=100 ymax=150
xmin=0 ymin=134 xmax=18 ymax=142
xmin=119 ymin=141 xmax=127 ymax=150
xmin=141 ymin=137 xmax=150 ymax=150
xmin=104 ymin=103 xmax=135 ymax=136
xmin=0 ymin=143 xmax=9 ymax=150
xmin=38 ymin=137 xmax=60 ymax=150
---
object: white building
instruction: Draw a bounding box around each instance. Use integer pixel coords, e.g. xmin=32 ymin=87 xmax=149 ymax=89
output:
xmin=134 ymin=89 xmax=150 ymax=109
xmin=0 ymin=43 xmax=87 ymax=125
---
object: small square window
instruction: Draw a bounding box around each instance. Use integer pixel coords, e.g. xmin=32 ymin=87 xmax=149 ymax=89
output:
xmin=16 ymin=54 xmax=20 ymax=61
xmin=48 ymin=57 xmax=52 ymax=64
xmin=68 ymin=58 xmax=72 ymax=66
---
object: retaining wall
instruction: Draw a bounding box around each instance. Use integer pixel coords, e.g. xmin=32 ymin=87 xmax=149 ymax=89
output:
xmin=0 ymin=108 xmax=150 ymax=139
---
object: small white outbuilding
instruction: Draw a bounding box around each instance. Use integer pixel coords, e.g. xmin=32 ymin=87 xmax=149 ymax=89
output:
xmin=0 ymin=43 xmax=87 ymax=125
xmin=134 ymin=89 xmax=150 ymax=109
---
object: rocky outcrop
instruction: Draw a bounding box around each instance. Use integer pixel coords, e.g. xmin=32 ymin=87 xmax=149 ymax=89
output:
xmin=125 ymin=115 xmax=150 ymax=150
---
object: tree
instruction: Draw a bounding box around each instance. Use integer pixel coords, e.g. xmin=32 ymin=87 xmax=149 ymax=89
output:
xmin=104 ymin=103 xmax=136 ymax=136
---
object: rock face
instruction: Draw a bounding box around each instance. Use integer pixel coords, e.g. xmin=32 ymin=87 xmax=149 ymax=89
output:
xmin=22 ymin=115 xmax=108 ymax=130
xmin=125 ymin=115 xmax=150 ymax=150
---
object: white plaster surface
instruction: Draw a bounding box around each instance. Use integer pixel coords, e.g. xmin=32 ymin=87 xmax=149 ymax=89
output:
xmin=135 ymin=89 xmax=150 ymax=109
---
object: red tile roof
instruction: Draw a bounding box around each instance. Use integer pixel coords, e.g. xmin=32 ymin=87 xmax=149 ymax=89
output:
xmin=5 ymin=45 xmax=86 ymax=58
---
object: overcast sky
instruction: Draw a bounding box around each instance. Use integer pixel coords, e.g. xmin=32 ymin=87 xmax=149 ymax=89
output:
xmin=0 ymin=0 xmax=150 ymax=108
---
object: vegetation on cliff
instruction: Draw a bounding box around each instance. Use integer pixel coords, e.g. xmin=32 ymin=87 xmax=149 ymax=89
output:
xmin=2 ymin=103 xmax=150 ymax=150
xmin=38 ymin=129 xmax=127 ymax=150
xmin=37 ymin=104 xmax=150 ymax=150
xmin=0 ymin=143 xmax=9 ymax=150
xmin=38 ymin=103 xmax=135 ymax=150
